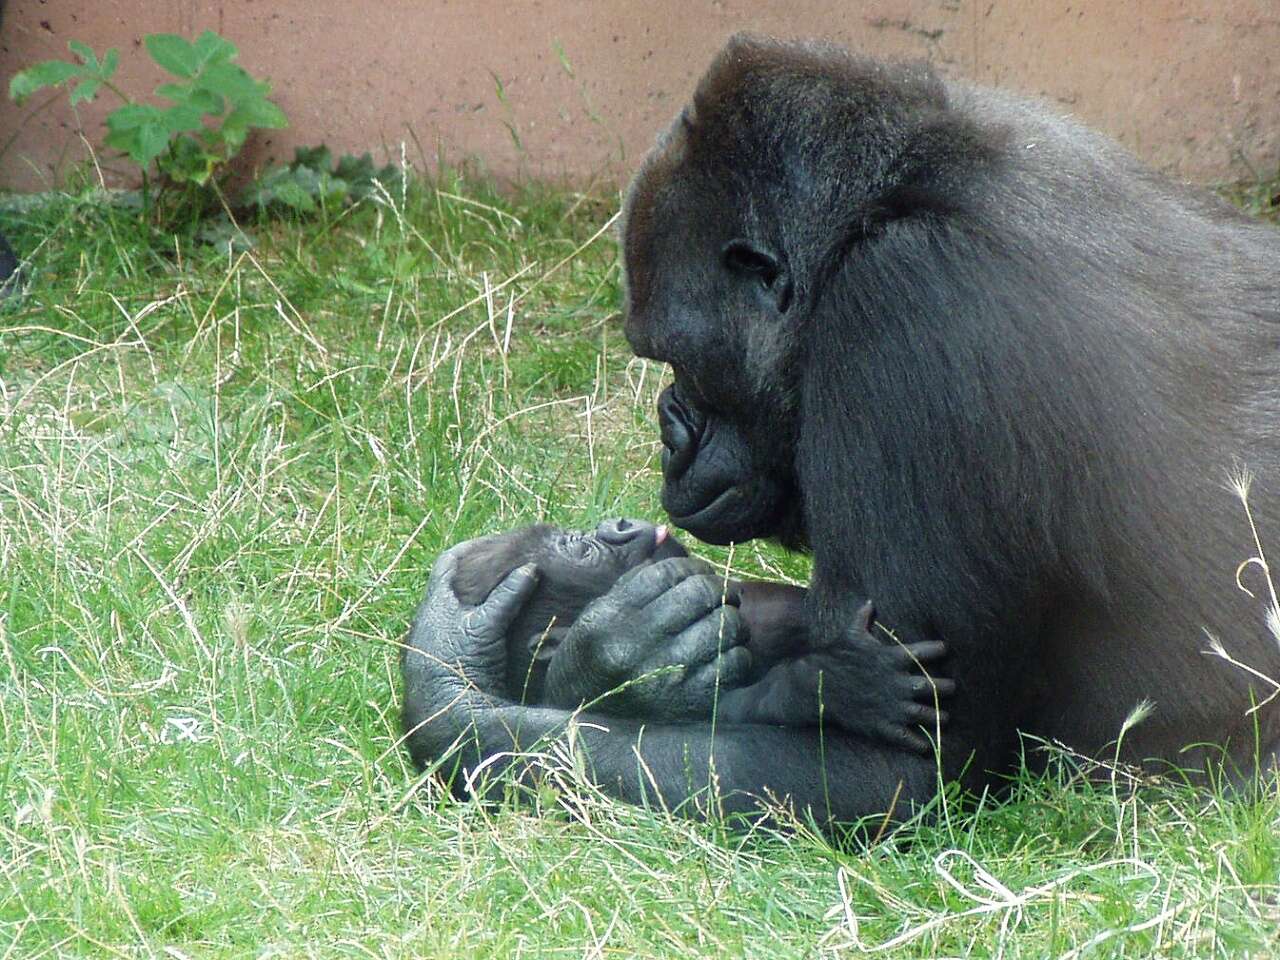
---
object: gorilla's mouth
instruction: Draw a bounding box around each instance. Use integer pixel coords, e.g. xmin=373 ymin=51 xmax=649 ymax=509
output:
xmin=650 ymin=523 xmax=690 ymax=560
xmin=667 ymin=480 xmax=793 ymax=547
xmin=668 ymin=485 xmax=743 ymax=538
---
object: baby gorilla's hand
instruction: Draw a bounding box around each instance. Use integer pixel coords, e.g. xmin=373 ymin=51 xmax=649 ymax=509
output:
xmin=543 ymin=557 xmax=753 ymax=719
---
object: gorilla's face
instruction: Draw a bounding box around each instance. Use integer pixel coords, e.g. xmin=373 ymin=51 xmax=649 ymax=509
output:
xmin=655 ymin=382 xmax=799 ymax=546
xmin=622 ymin=115 xmax=805 ymax=548
xmin=451 ymin=519 xmax=689 ymax=700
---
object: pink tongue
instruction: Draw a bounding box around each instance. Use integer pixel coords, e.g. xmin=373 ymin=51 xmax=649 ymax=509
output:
xmin=655 ymin=524 xmax=668 ymax=544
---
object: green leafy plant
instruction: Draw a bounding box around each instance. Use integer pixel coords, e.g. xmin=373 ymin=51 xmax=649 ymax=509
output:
xmin=10 ymin=31 xmax=286 ymax=217
xmin=244 ymin=145 xmax=404 ymax=214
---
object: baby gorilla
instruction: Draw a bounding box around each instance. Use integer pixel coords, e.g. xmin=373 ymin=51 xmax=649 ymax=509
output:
xmin=444 ymin=519 xmax=952 ymax=752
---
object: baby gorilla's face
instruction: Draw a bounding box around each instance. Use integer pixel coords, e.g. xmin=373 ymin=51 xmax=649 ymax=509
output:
xmin=451 ymin=519 xmax=689 ymax=702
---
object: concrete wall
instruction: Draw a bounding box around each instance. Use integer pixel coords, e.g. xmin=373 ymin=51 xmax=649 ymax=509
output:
xmin=1 ymin=1 xmax=1277 ymax=192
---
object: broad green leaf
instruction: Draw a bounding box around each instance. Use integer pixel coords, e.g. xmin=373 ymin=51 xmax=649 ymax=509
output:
xmin=190 ymin=89 xmax=224 ymax=114
xmin=134 ymin=120 xmax=173 ymax=166
xmin=217 ymin=116 xmax=249 ymax=153
xmin=106 ymin=104 xmax=172 ymax=166
xmin=68 ymin=78 xmax=102 ymax=106
xmin=102 ymin=126 xmax=140 ymax=156
xmin=175 ymin=86 xmax=224 ymax=115
xmin=106 ymin=102 xmax=163 ymax=132
xmin=101 ymin=48 xmax=120 ymax=79
xmin=227 ymin=97 xmax=286 ymax=130
xmin=8 ymin=60 xmax=81 ymax=103
xmin=67 ymin=41 xmax=100 ymax=70
xmin=156 ymin=82 xmax=224 ymax=116
xmin=197 ymin=62 xmax=265 ymax=105
xmin=163 ymin=103 xmax=205 ymax=134
xmin=246 ymin=167 xmax=318 ymax=211
xmin=155 ymin=82 xmax=189 ymax=103
xmin=146 ymin=34 xmax=199 ymax=78
xmin=268 ymin=178 xmax=317 ymax=211
xmin=192 ymin=31 xmax=238 ymax=69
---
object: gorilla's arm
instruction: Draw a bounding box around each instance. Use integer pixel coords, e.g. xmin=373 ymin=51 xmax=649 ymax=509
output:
xmin=401 ymin=549 xmax=937 ymax=825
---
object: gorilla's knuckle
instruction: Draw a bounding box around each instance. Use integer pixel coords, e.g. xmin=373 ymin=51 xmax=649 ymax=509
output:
xmin=687 ymin=574 xmax=729 ymax=606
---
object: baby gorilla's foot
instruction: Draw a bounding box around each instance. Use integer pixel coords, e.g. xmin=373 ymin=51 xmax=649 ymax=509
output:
xmin=815 ymin=601 xmax=953 ymax=754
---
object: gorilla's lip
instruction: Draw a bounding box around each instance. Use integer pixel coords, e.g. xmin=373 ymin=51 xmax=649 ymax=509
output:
xmin=668 ymin=485 xmax=742 ymax=535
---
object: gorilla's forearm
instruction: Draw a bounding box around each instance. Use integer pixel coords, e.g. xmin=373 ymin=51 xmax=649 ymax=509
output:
xmin=404 ymin=694 xmax=938 ymax=824
xmin=735 ymin=580 xmax=809 ymax=665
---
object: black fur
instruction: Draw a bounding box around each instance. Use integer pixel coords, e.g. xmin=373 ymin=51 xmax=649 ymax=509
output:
xmin=399 ymin=519 xmax=952 ymax=829
xmin=622 ymin=35 xmax=1280 ymax=800
xmin=407 ymin=519 xmax=948 ymax=745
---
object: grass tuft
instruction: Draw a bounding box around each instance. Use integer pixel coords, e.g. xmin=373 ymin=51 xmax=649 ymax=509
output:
xmin=1 ymin=171 xmax=1278 ymax=956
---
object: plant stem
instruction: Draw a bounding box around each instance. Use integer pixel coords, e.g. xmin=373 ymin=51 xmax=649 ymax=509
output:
xmin=100 ymin=79 xmax=133 ymax=104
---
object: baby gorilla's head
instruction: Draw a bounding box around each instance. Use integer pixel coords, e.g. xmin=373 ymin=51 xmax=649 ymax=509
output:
xmin=451 ymin=519 xmax=688 ymax=702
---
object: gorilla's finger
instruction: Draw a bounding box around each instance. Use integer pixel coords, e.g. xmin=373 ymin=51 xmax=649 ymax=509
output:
xmin=903 ymin=703 xmax=950 ymax=727
xmin=463 ymin=563 xmax=539 ymax=640
xmin=854 ymin=600 xmax=876 ymax=634
xmin=687 ymin=645 xmax=755 ymax=704
xmin=896 ymin=727 xmax=936 ymax=757
xmin=427 ymin=545 xmax=462 ymax=586
xmin=895 ymin=641 xmax=947 ymax=665
xmin=646 ymin=575 xmax=742 ymax=635
xmin=663 ymin=604 xmax=745 ymax=665
xmin=908 ymin=676 xmax=956 ymax=700
xmin=880 ymin=724 xmax=935 ymax=756
xmin=712 ymin=644 xmax=754 ymax=687
xmin=614 ymin=556 xmax=716 ymax=608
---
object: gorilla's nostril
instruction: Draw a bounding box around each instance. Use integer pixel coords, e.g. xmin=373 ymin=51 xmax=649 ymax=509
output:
xmin=597 ymin=517 xmax=646 ymax=545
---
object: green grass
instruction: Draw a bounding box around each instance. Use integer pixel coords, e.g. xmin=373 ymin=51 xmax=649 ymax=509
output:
xmin=1 ymin=172 xmax=1279 ymax=958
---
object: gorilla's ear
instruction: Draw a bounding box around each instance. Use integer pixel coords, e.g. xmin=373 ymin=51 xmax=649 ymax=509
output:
xmin=723 ymin=239 xmax=793 ymax=314
xmin=452 ymin=539 xmax=526 ymax=605
xmin=525 ymin=626 xmax=568 ymax=662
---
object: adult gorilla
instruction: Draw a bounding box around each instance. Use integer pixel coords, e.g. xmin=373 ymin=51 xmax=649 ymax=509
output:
xmin=623 ymin=36 xmax=1280 ymax=796
xmin=407 ymin=35 xmax=1280 ymax=824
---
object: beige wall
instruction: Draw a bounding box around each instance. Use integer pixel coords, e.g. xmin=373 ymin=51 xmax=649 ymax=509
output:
xmin=1 ymin=1 xmax=1277 ymax=192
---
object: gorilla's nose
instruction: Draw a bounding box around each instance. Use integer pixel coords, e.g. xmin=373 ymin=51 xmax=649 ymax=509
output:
xmin=596 ymin=517 xmax=650 ymax=545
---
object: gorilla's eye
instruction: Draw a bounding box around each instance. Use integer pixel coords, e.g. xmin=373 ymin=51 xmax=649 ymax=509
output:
xmin=556 ymin=534 xmax=598 ymax=562
xmin=722 ymin=240 xmax=781 ymax=288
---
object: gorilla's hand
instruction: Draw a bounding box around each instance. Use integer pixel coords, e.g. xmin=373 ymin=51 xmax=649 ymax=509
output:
xmin=405 ymin=545 xmax=540 ymax=701
xmin=543 ymin=556 xmax=754 ymax=719
xmin=811 ymin=602 xmax=953 ymax=754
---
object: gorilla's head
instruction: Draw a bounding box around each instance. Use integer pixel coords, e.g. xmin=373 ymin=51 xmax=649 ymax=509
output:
xmin=451 ymin=519 xmax=688 ymax=700
xmin=621 ymin=36 xmax=951 ymax=548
